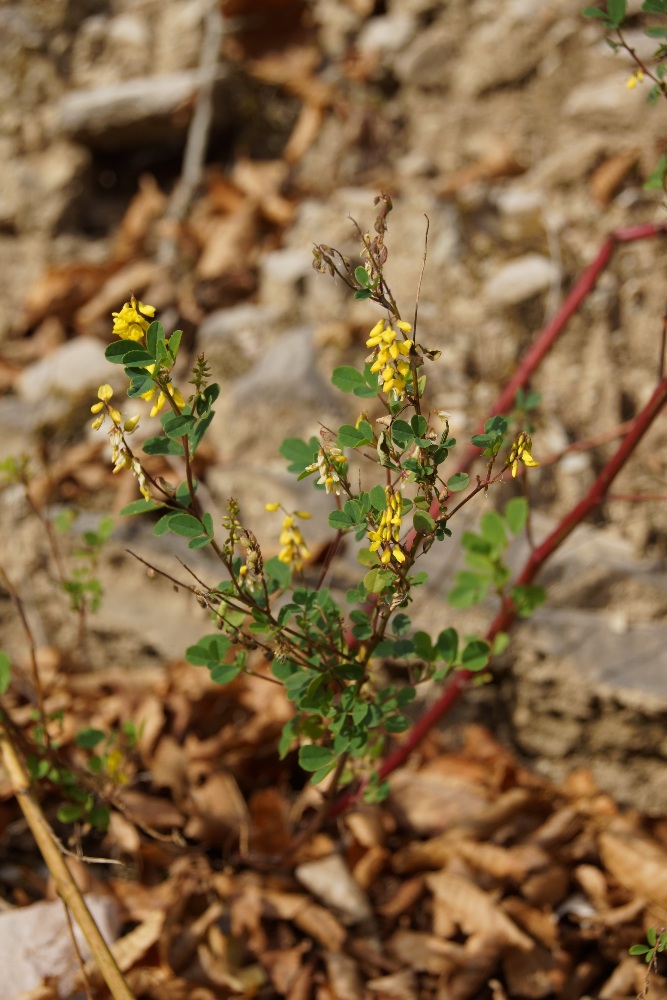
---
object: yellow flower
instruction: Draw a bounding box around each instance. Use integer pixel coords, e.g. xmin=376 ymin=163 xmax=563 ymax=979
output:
xmin=626 ymin=70 xmax=644 ymax=89
xmin=507 ymin=432 xmax=540 ymax=478
xmin=97 ymin=384 xmax=114 ymax=401
xmin=365 ymin=319 xmax=413 ymax=401
xmin=368 ymin=487 xmax=405 ymax=564
xmin=277 ymin=514 xmax=310 ymax=571
xmin=265 ymin=502 xmax=281 ymax=511
xmin=143 ymin=382 xmax=186 ymax=418
xmin=305 ymin=445 xmax=346 ymax=495
xmin=111 ymin=296 xmax=156 ymax=341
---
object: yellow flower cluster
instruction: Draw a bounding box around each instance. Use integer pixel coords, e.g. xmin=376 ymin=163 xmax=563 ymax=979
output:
xmin=266 ymin=504 xmax=311 ymax=571
xmin=507 ymin=432 xmax=539 ymax=478
xmin=366 ymin=318 xmax=413 ymax=400
xmin=90 ymin=384 xmax=151 ymax=500
xmin=111 ymin=296 xmax=156 ymax=341
xmin=368 ymin=487 xmax=406 ymax=564
xmin=140 ymin=366 xmax=186 ymax=419
xmin=626 ymin=69 xmax=644 ymax=89
xmin=305 ymin=445 xmax=347 ymax=495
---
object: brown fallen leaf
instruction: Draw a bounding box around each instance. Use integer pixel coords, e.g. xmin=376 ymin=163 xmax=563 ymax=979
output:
xmin=501 ymin=896 xmax=557 ymax=949
xmin=387 ymin=929 xmax=463 ymax=975
xmin=352 ymin=844 xmax=390 ymax=890
xmin=425 ymin=871 xmax=534 ymax=952
xmin=295 ymin=853 xmax=373 ymax=925
xmin=439 ymin=933 xmax=504 ymax=1000
xmin=589 ymin=148 xmax=641 ymax=205
xmin=248 ymin=787 xmax=292 ymax=855
xmin=324 ymin=950 xmax=364 ymax=1000
xmin=502 ymin=942 xmax=568 ymax=999
xmin=599 ymin=827 xmax=667 ymax=908
xmin=366 ymin=968 xmax=418 ymax=1000
xmin=455 ymin=839 xmax=551 ymax=882
xmin=376 ymin=876 xmax=425 ymax=921
xmin=438 ymin=146 xmax=526 ymax=197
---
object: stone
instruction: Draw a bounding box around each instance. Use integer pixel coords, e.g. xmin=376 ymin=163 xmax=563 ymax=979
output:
xmin=357 ymin=13 xmax=417 ymax=56
xmin=484 ymin=254 xmax=559 ymax=307
xmin=258 ymin=248 xmax=314 ymax=315
xmin=56 ymin=69 xmax=231 ymax=149
xmin=16 ymin=336 xmax=112 ymax=402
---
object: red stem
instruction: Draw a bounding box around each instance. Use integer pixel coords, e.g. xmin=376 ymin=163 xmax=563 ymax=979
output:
xmin=454 ymin=221 xmax=667 ymax=479
xmin=328 ymin=218 xmax=667 ymax=818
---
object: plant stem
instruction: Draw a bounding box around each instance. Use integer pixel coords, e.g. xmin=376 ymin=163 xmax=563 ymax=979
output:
xmin=0 ymin=722 xmax=136 ymax=1000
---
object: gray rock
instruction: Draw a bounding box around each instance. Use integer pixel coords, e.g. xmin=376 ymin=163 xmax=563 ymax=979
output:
xmin=484 ymin=253 xmax=559 ymax=307
xmin=56 ymin=69 xmax=231 ymax=149
xmin=357 ymin=13 xmax=417 ymax=56
xmin=395 ymin=23 xmax=457 ymax=88
xmin=258 ymin=248 xmax=314 ymax=315
xmin=16 ymin=336 xmax=111 ymax=402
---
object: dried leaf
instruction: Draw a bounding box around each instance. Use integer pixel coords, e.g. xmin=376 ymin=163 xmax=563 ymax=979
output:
xmin=426 ymin=872 xmax=534 ymax=951
xmin=599 ymin=827 xmax=667 ymax=908
xmin=295 ymin=854 xmax=373 ymax=925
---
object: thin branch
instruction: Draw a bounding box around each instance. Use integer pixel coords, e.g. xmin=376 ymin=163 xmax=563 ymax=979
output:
xmin=0 ymin=724 xmax=136 ymax=1000
xmin=158 ymin=0 xmax=225 ymax=267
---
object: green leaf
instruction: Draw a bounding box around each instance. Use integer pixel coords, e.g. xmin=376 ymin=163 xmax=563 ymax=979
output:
xmin=354 ymin=266 xmax=371 ymax=287
xmin=480 ymin=511 xmax=507 ymax=549
xmin=385 ymin=714 xmax=410 ymax=733
xmin=185 ymin=635 xmax=231 ymax=666
xmin=447 ymin=472 xmax=469 ymax=492
xmin=582 ymin=6 xmax=609 ymax=18
xmin=188 ymin=534 xmax=214 ymax=549
xmin=607 ymin=0 xmax=626 ymax=23
xmin=329 ymin=510 xmax=353 ymax=530
xmin=413 ymin=510 xmax=436 ymax=534
xmin=75 ymin=728 xmax=106 ymax=749
xmin=645 ymin=25 xmax=667 ymax=37
xmin=413 ymin=631 xmax=433 ymax=661
xmin=127 ymin=375 xmax=156 ymax=397
xmin=311 ymin=761 xmax=337 ymax=784
xmin=449 ymin=572 xmax=488 ymax=608
xmin=354 ymin=288 xmax=373 ymax=301
xmin=280 ymin=436 xmax=319 ymax=474
xmin=337 ymin=424 xmax=369 ymax=448
xmin=504 ymin=496 xmax=528 ymax=534
xmin=492 ymin=632 xmax=510 ymax=656
xmin=391 ymin=420 xmax=414 ymax=449
xmin=167 ymin=513 xmax=204 ymax=537
xmin=104 ymin=341 xmax=141 ymax=364
xmin=364 ymin=567 xmax=393 ymax=594
xmin=146 ymin=321 xmax=164 ymax=358
xmin=209 ymin=662 xmax=243 ymax=684
xmin=121 ymin=348 xmax=154 ymax=366
xmin=57 ymin=804 xmax=84 ymax=824
xmin=331 ymin=366 xmax=367 ymax=393
xmin=142 ymin=436 xmax=185 ymax=456
xmin=369 ymin=484 xmax=387 ymax=511
xmin=392 ymin=613 xmax=412 ymax=636
xmin=511 ymin=584 xmax=547 ymax=618
xmin=648 ymin=927 xmax=657 ymax=947
xmin=265 ymin=556 xmax=291 ymax=590
xmin=153 ymin=513 xmax=175 ymax=536
xmin=166 ymin=329 xmax=182 ymax=360
xmin=188 ymin=410 xmax=215 ymax=455
xmin=120 ymin=498 xmax=165 ymax=516
xmin=298 ymin=745 xmax=335 ymax=772
xmin=0 ymin=651 xmax=10 ymax=694
xmin=461 ymin=638 xmax=490 ymax=672
xmin=435 ymin=627 xmax=458 ymax=663
xmin=163 ymin=414 xmax=196 ymax=439
xmin=629 ymin=944 xmax=651 ymax=955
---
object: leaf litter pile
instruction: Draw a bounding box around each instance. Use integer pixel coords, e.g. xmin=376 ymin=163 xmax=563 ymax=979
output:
xmin=2 ymin=654 xmax=667 ymax=1000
